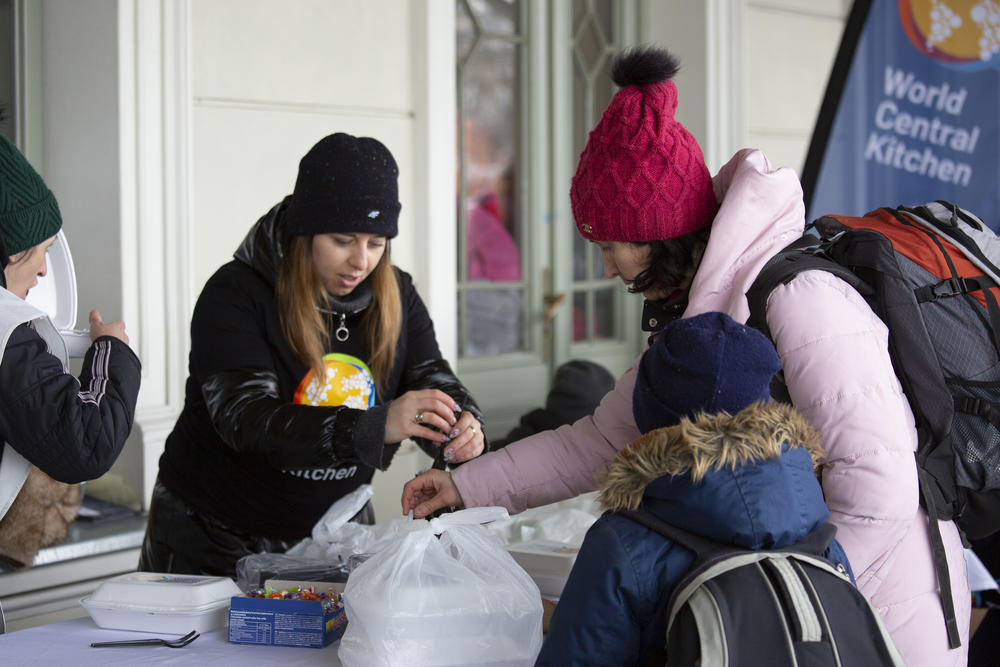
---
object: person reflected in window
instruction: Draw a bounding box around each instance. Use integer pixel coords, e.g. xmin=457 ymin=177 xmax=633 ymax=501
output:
xmin=462 ymin=120 xmax=523 ymax=356
xmin=467 ymin=167 xmax=521 ymax=283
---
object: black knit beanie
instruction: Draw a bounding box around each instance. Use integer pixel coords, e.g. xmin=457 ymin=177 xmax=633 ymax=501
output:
xmin=282 ymin=133 xmax=400 ymax=238
xmin=633 ymin=311 xmax=781 ymax=434
xmin=0 ymin=135 xmax=63 ymax=255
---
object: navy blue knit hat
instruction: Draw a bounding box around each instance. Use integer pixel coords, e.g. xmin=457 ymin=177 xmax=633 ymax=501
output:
xmin=633 ymin=311 xmax=781 ymax=434
xmin=283 ymin=133 xmax=401 ymax=239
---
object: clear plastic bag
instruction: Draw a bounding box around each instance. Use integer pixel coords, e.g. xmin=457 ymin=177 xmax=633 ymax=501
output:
xmin=235 ymin=484 xmax=380 ymax=591
xmin=338 ymin=507 xmax=543 ymax=667
xmin=235 ymin=551 xmax=350 ymax=592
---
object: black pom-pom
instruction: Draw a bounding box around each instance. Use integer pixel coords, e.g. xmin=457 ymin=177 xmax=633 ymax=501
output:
xmin=611 ymin=46 xmax=680 ymax=88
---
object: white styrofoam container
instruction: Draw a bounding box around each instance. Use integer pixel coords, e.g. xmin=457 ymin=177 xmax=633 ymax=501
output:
xmin=24 ymin=230 xmax=91 ymax=358
xmin=507 ymin=540 xmax=580 ymax=597
xmin=507 ymin=540 xmax=578 ymax=577
xmin=81 ymin=572 xmax=242 ymax=634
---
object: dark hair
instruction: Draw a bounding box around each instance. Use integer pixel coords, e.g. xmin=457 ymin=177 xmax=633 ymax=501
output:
xmin=629 ymin=226 xmax=710 ymax=296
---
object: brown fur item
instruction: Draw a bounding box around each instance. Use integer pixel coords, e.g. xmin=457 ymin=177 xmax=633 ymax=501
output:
xmin=597 ymin=402 xmax=823 ymax=513
xmin=0 ymin=466 xmax=81 ymax=568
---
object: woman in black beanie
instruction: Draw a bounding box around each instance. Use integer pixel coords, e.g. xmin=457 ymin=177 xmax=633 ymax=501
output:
xmin=140 ymin=133 xmax=486 ymax=577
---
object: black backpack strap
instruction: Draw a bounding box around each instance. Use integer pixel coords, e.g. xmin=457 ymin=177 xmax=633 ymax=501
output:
xmin=918 ymin=464 xmax=963 ymax=649
xmin=746 ymin=234 xmax=822 ymax=340
xmin=746 ymin=235 xmax=866 ymax=341
xmin=618 ymin=507 xmax=727 ymax=559
xmin=619 ymin=507 xmax=837 ymax=560
xmin=777 ymin=522 xmax=837 ymax=557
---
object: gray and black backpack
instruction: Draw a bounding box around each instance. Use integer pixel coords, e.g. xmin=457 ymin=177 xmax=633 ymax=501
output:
xmin=620 ymin=507 xmax=903 ymax=666
xmin=747 ymin=200 xmax=1000 ymax=648
xmin=618 ymin=507 xmax=904 ymax=667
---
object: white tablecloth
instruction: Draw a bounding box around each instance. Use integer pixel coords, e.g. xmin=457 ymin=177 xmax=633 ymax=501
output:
xmin=0 ymin=616 xmax=343 ymax=666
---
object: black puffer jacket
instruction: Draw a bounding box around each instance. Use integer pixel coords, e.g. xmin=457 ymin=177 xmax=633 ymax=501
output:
xmin=156 ymin=199 xmax=485 ymax=540
xmin=0 ymin=227 xmax=142 ymax=485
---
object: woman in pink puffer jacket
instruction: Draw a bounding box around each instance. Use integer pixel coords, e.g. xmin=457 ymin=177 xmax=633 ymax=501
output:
xmin=402 ymin=46 xmax=969 ymax=666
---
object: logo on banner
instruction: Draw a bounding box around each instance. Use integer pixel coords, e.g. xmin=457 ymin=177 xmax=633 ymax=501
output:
xmin=899 ymin=0 xmax=1000 ymax=70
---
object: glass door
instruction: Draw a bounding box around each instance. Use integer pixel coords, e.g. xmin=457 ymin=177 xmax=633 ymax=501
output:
xmin=456 ymin=0 xmax=642 ymax=440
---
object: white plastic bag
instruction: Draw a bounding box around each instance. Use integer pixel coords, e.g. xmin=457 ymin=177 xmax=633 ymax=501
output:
xmin=310 ymin=484 xmax=374 ymax=542
xmin=487 ymin=491 xmax=601 ymax=546
xmin=338 ymin=507 xmax=543 ymax=667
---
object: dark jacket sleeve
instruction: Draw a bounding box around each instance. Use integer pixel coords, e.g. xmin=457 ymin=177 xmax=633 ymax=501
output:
xmin=393 ymin=271 xmax=489 ymax=460
xmin=200 ymin=367 xmax=390 ymax=470
xmin=190 ymin=270 xmax=390 ymax=471
xmin=0 ymin=324 xmax=141 ymax=483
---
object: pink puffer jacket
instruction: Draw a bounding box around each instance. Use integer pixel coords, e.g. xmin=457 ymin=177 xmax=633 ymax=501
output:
xmin=690 ymin=150 xmax=969 ymax=666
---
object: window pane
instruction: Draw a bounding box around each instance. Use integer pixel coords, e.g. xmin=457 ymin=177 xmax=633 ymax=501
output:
xmin=594 ymin=286 xmax=616 ymax=339
xmin=457 ymin=0 xmax=525 ymax=359
xmin=463 ymin=288 xmax=524 ymax=356
xmin=573 ymin=232 xmax=587 ymax=281
xmin=459 ymin=14 xmax=521 ymax=284
xmin=590 ymin=242 xmax=603 ymax=279
xmin=571 ymin=0 xmax=621 ymax=345
xmin=468 ymin=0 xmax=518 ymax=34
xmin=457 ymin=5 xmax=476 ymax=63
xmin=572 ymin=291 xmax=588 ymax=342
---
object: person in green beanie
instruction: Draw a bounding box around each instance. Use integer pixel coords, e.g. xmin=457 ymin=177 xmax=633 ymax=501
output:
xmin=0 ymin=135 xmax=142 ymax=570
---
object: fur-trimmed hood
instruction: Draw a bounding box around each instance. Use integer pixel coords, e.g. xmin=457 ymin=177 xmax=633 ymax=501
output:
xmin=599 ymin=401 xmax=829 ymax=550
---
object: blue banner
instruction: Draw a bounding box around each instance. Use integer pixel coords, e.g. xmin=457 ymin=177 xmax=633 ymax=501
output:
xmin=803 ymin=0 xmax=1000 ymax=230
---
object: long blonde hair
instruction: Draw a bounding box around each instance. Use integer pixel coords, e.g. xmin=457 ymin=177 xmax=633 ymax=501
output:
xmin=276 ymin=236 xmax=402 ymax=394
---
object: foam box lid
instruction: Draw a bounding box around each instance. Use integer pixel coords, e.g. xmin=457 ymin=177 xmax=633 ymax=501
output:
xmin=84 ymin=572 xmax=241 ymax=613
xmin=507 ymin=540 xmax=579 ymax=578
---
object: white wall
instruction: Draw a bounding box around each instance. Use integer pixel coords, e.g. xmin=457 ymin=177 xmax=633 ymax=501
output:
xmin=743 ymin=0 xmax=849 ymax=172
xmin=643 ymin=0 xmax=850 ymax=173
xmin=190 ymin=0 xmax=417 ymax=289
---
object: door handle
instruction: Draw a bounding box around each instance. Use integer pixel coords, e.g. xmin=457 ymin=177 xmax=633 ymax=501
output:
xmin=543 ymin=293 xmax=567 ymax=323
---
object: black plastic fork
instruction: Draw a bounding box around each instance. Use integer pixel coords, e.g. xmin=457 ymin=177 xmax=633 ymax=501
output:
xmin=90 ymin=629 xmax=200 ymax=648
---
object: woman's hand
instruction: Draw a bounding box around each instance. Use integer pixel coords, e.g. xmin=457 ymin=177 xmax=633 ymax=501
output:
xmin=89 ymin=310 xmax=129 ymax=344
xmin=385 ymin=389 xmax=461 ymax=445
xmin=401 ymin=469 xmax=465 ymax=518
xmin=441 ymin=411 xmax=484 ymax=464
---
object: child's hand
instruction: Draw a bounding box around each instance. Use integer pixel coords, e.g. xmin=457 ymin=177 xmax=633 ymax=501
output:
xmin=89 ymin=310 xmax=129 ymax=344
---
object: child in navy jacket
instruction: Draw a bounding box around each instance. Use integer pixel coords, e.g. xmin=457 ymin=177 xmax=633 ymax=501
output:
xmin=537 ymin=311 xmax=854 ymax=666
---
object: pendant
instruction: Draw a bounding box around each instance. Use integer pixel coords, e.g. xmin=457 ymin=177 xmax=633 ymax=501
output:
xmin=335 ymin=313 xmax=349 ymax=342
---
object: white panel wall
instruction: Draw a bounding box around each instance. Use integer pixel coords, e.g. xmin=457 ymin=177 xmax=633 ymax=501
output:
xmin=643 ymin=0 xmax=850 ymax=174
xmin=745 ymin=1 xmax=848 ymax=171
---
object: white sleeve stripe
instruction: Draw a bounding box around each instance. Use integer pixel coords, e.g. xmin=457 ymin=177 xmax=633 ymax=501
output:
xmin=78 ymin=340 xmax=111 ymax=405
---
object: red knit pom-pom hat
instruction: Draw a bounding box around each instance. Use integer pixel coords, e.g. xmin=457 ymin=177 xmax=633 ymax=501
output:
xmin=571 ymin=47 xmax=718 ymax=242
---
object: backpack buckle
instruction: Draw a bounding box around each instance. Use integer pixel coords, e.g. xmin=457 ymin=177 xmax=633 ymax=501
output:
xmin=929 ymin=277 xmax=967 ymax=300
